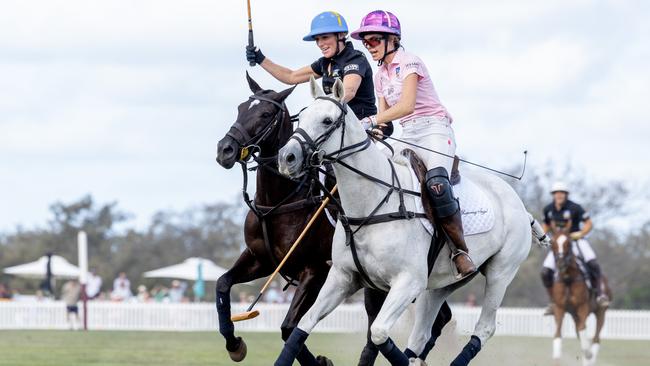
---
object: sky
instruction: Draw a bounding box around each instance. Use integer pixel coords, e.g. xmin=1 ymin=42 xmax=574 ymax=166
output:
xmin=1 ymin=0 xmax=649 ymax=231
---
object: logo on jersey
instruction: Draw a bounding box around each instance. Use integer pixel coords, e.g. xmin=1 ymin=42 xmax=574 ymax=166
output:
xmin=395 ymin=66 xmax=401 ymax=76
xmin=563 ymin=210 xmax=571 ymax=220
xmin=331 ymin=68 xmax=341 ymax=78
xmin=344 ymin=64 xmax=359 ymax=72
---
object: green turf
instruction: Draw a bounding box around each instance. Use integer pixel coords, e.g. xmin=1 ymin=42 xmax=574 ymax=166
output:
xmin=0 ymin=330 xmax=647 ymax=366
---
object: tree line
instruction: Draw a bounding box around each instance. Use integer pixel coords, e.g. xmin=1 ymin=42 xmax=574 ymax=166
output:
xmin=1 ymin=163 xmax=648 ymax=308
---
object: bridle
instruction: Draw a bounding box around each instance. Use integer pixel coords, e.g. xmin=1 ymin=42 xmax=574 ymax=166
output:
xmin=553 ymin=232 xmax=576 ymax=283
xmin=226 ymin=93 xmax=288 ymax=162
xmin=289 ymin=96 xmax=372 ymax=168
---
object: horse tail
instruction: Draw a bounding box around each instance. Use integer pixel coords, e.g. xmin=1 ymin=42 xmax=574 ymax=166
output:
xmin=528 ymin=212 xmax=550 ymax=248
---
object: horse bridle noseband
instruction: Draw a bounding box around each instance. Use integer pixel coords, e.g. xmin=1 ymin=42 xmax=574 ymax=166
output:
xmin=226 ymin=93 xmax=288 ymax=161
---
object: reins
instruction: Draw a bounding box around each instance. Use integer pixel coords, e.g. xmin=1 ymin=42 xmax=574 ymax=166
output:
xmin=382 ymin=134 xmax=528 ymax=181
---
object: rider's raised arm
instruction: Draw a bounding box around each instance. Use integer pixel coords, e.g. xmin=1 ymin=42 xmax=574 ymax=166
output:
xmin=260 ymin=60 xmax=320 ymax=85
xmin=375 ymin=73 xmax=417 ymax=125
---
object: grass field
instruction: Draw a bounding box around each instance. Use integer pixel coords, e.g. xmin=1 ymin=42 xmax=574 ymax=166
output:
xmin=0 ymin=330 xmax=647 ymax=366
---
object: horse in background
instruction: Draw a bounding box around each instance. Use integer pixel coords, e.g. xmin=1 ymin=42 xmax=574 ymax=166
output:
xmin=549 ymin=222 xmax=612 ymax=366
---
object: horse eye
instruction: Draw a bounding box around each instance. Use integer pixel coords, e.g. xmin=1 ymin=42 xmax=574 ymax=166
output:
xmin=323 ymin=117 xmax=333 ymax=125
xmin=262 ymin=112 xmax=271 ymax=118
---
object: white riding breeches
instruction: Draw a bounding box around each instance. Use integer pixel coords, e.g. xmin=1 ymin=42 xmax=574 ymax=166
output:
xmin=394 ymin=116 xmax=457 ymax=175
xmin=543 ymin=238 xmax=597 ymax=270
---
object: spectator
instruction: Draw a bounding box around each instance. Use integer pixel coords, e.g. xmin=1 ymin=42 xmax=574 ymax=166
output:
xmin=0 ymin=283 xmax=12 ymax=300
xmin=465 ymin=293 xmax=477 ymax=307
xmin=263 ymin=281 xmax=283 ymax=303
xmin=238 ymin=291 xmax=249 ymax=304
xmin=85 ymin=268 xmax=102 ymax=299
xmin=168 ymin=280 xmax=187 ymax=303
xmin=136 ymin=285 xmax=150 ymax=302
xmin=151 ymin=285 xmax=169 ymax=303
xmin=61 ymin=279 xmax=81 ymax=330
xmin=111 ymin=272 xmax=132 ymax=301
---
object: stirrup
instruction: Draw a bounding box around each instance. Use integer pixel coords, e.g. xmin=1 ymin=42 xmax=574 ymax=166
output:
xmin=450 ymin=250 xmax=476 ymax=280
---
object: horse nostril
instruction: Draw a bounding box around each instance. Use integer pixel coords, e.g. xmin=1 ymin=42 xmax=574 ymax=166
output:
xmin=286 ymin=153 xmax=296 ymax=163
xmin=223 ymin=146 xmax=234 ymax=155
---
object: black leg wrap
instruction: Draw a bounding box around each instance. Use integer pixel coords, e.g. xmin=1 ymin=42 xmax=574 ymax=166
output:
xmin=296 ymin=345 xmax=319 ymax=366
xmin=425 ymin=167 xmax=459 ymax=218
xmin=450 ymin=336 xmax=481 ymax=366
xmin=282 ymin=326 xmax=319 ymax=365
xmin=541 ymin=267 xmax=554 ymax=289
xmin=404 ymin=348 xmax=417 ymax=359
xmin=358 ymin=341 xmax=379 ymax=366
xmin=586 ymin=260 xmax=602 ymax=280
xmin=275 ymin=328 xmax=310 ymax=366
xmin=419 ymin=301 xmax=453 ymax=360
xmin=217 ymin=291 xmax=235 ymax=342
xmin=377 ymin=338 xmax=409 ymax=366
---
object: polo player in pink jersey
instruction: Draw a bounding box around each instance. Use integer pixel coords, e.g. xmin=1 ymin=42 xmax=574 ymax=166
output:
xmin=351 ymin=10 xmax=476 ymax=278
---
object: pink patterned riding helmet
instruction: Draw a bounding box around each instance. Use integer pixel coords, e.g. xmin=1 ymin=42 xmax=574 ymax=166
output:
xmin=350 ymin=10 xmax=401 ymax=40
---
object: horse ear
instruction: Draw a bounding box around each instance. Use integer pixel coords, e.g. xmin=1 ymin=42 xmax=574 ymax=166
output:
xmin=332 ymin=78 xmax=345 ymax=102
xmin=309 ymin=76 xmax=324 ymax=98
xmin=276 ymin=85 xmax=296 ymax=102
xmin=246 ymin=71 xmax=262 ymax=93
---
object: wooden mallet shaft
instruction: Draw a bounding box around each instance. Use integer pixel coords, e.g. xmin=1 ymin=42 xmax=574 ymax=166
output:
xmin=231 ymin=185 xmax=338 ymax=322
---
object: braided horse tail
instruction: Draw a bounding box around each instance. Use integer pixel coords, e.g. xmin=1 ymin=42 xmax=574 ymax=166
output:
xmin=528 ymin=212 xmax=550 ymax=248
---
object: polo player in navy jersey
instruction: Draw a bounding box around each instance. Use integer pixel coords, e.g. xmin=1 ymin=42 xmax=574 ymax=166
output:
xmin=540 ymin=182 xmax=610 ymax=315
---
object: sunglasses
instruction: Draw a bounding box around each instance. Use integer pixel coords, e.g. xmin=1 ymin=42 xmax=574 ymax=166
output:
xmin=362 ymin=36 xmax=384 ymax=48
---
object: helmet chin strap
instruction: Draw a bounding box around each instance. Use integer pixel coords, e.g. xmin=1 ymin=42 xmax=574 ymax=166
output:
xmin=334 ymin=34 xmax=346 ymax=56
xmin=378 ymin=35 xmax=398 ymax=66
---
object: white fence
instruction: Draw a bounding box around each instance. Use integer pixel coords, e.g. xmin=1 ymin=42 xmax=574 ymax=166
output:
xmin=0 ymin=301 xmax=648 ymax=340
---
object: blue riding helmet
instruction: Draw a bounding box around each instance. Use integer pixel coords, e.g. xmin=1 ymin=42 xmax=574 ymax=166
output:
xmin=303 ymin=11 xmax=348 ymax=41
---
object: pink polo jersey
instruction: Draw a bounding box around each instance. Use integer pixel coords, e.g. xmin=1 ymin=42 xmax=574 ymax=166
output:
xmin=374 ymin=49 xmax=451 ymax=123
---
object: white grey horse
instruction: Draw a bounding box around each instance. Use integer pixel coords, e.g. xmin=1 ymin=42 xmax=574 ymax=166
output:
xmin=275 ymin=78 xmax=549 ymax=366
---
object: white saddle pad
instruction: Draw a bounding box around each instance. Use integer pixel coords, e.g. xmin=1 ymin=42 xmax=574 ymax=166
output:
xmin=409 ymin=168 xmax=494 ymax=236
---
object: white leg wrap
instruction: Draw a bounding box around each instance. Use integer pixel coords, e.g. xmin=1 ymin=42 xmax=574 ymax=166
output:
xmin=552 ymin=338 xmax=562 ymax=359
xmin=578 ymin=329 xmax=592 ymax=359
xmin=590 ymin=343 xmax=600 ymax=363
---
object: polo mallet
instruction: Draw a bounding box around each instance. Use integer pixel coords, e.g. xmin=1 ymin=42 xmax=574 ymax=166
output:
xmin=231 ymin=185 xmax=338 ymax=322
xmin=246 ymin=0 xmax=255 ymax=66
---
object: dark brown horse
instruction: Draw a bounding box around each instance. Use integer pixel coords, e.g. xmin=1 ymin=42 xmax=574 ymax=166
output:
xmin=549 ymin=223 xmax=611 ymax=365
xmin=215 ymin=73 xmax=452 ymax=366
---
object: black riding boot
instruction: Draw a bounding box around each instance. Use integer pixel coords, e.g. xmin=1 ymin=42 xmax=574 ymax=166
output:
xmin=541 ymin=267 xmax=555 ymax=315
xmin=425 ymin=167 xmax=476 ymax=278
xmin=586 ymin=260 xmax=610 ymax=307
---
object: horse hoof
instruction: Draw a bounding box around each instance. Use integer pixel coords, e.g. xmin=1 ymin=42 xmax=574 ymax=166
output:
xmin=228 ymin=337 xmax=247 ymax=362
xmin=409 ymin=358 xmax=427 ymax=366
xmin=316 ymin=355 xmax=334 ymax=366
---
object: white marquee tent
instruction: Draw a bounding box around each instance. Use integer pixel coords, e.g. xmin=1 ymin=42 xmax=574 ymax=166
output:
xmin=3 ymin=255 xmax=80 ymax=279
xmin=143 ymin=257 xmax=227 ymax=281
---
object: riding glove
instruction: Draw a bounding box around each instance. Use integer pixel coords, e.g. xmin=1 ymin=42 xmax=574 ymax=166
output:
xmin=246 ymin=46 xmax=265 ymax=65
xmin=360 ymin=116 xmax=377 ymax=130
